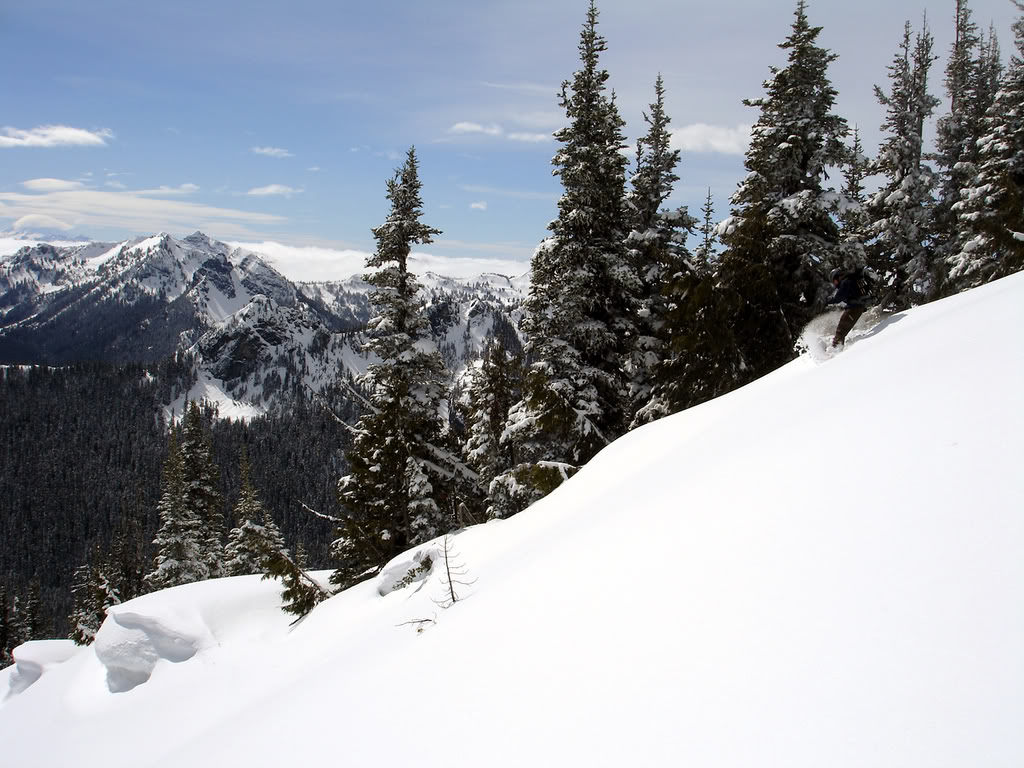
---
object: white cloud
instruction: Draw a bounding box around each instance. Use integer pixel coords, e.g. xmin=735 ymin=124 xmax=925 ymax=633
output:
xmin=251 ymin=146 xmax=293 ymax=158
xmin=106 ymin=180 xmax=127 ymax=190
xmin=247 ymin=184 xmax=301 ymax=198
xmin=449 ymin=122 xmax=504 ymax=137
xmin=12 ymin=213 xmax=74 ymax=232
xmin=670 ymin=123 xmax=751 ymax=155
xmin=470 ymin=201 xmax=488 ymax=211
xmin=21 ymin=178 xmax=86 ymax=192
xmin=0 ymin=125 xmax=113 ymax=148
xmin=0 ymin=186 xmax=287 ymax=240
xmin=229 ymin=241 xmax=371 ymax=282
xmin=507 ymin=132 xmax=551 ymax=143
xmin=228 ymin=240 xmax=531 ymax=282
xmin=307 ymin=166 xmax=321 ymax=172
xmin=136 ymin=183 xmax=200 ymax=196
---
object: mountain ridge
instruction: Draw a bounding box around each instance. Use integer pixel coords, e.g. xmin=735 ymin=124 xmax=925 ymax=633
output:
xmin=0 ymin=232 xmax=528 ymax=418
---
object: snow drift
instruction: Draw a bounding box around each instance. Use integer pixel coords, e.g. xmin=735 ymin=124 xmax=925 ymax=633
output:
xmin=1 ymin=272 xmax=1022 ymax=767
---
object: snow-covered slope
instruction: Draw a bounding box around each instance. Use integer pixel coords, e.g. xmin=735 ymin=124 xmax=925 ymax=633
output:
xmin=2 ymin=274 xmax=1022 ymax=768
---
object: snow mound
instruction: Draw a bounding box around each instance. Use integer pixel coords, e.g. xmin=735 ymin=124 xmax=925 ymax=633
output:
xmin=4 ymin=640 xmax=77 ymax=700
xmin=94 ymin=608 xmax=208 ymax=693
xmin=92 ymin=576 xmax=288 ymax=693
xmin=377 ymin=543 xmax=439 ymax=596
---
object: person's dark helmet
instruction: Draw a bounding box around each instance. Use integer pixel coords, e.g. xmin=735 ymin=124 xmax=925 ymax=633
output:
xmin=829 ymin=268 xmax=843 ymax=282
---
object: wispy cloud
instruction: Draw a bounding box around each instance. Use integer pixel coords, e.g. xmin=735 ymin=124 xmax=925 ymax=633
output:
xmin=671 ymin=123 xmax=751 ymax=155
xmin=10 ymin=213 xmax=75 ymax=232
xmin=507 ymin=132 xmax=551 ymax=143
xmin=470 ymin=201 xmax=488 ymax=211
xmin=0 ymin=125 xmax=113 ymax=149
xmin=449 ymin=122 xmax=504 ymax=137
xmin=0 ymin=184 xmax=286 ymax=239
xmin=447 ymin=121 xmax=552 ymax=144
xmin=21 ymin=178 xmax=86 ymax=192
xmin=137 ymin=183 xmax=200 ymax=196
xmin=251 ymin=146 xmax=293 ymax=158
xmin=307 ymin=166 xmax=321 ymax=172
xmin=247 ymin=184 xmax=302 ymax=198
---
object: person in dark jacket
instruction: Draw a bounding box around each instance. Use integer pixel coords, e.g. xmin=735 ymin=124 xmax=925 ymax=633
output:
xmin=826 ymin=268 xmax=868 ymax=347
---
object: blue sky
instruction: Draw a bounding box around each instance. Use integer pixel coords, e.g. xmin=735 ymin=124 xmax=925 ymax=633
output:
xmin=1 ymin=0 xmax=1020 ymax=280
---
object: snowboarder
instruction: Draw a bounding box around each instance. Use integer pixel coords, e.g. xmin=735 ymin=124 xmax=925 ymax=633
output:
xmin=826 ymin=268 xmax=869 ymax=347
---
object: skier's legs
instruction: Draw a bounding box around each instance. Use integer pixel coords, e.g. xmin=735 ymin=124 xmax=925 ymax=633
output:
xmin=832 ymin=306 xmax=866 ymax=346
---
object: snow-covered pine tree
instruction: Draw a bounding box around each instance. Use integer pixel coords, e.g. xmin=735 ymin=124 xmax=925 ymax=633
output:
xmin=330 ymin=147 xmax=455 ymax=590
xmin=68 ymin=546 xmax=121 ymax=646
xmin=838 ymin=127 xmax=873 ymax=264
xmin=934 ymin=0 xmax=982 ymax=264
xmin=109 ymin=512 xmax=146 ymax=603
xmin=495 ymin=1 xmax=637 ymax=514
xmin=624 ymin=74 xmax=697 ymax=427
xmin=21 ymin=580 xmax=51 ymax=640
xmin=179 ymin=402 xmax=225 ymax=578
xmin=0 ymin=583 xmax=14 ymax=668
xmin=263 ymin=547 xmax=331 ymax=620
xmin=950 ymin=4 xmax=1024 ymax=287
xmin=462 ymin=337 xmax=523 ymax=519
xmin=693 ymin=188 xmax=717 ymax=271
xmin=868 ymin=18 xmax=940 ymax=310
xmin=717 ymin=0 xmax=849 ymax=372
xmin=224 ymin=451 xmax=286 ymax=576
xmin=145 ymin=428 xmax=206 ymax=591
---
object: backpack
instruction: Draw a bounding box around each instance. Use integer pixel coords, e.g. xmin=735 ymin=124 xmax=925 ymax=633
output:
xmin=848 ymin=267 xmax=878 ymax=305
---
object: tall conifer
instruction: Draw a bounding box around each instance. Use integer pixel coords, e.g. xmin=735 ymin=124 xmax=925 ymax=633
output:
xmin=497 ymin=1 xmax=636 ymax=513
xmin=624 ymin=75 xmax=696 ymax=425
xmin=330 ymin=148 xmax=454 ymax=590
xmin=951 ymin=2 xmax=1024 ymax=285
xmin=717 ymin=0 xmax=849 ymax=374
xmin=869 ymin=18 xmax=940 ymax=309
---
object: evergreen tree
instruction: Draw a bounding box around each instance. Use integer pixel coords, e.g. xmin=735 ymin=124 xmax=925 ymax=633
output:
xmin=935 ymin=0 xmax=982 ymax=259
xmin=178 ymin=402 xmax=225 ymax=577
xmin=463 ymin=337 xmax=523 ymax=519
xmin=951 ymin=3 xmax=1024 ymax=285
xmin=109 ymin=511 xmax=146 ymax=603
xmin=496 ymin=1 xmax=636 ymax=513
xmin=839 ymin=127 xmax=873 ymax=263
xmin=263 ymin=548 xmax=331 ymax=620
xmin=68 ymin=546 xmax=121 ymax=646
xmin=624 ymin=75 xmax=697 ymax=425
xmin=330 ymin=147 xmax=455 ymax=590
xmin=0 ymin=583 xmax=13 ymax=668
xmin=693 ymin=188 xmax=717 ymax=271
xmin=224 ymin=451 xmax=286 ymax=576
xmin=5 ymin=594 xmax=28 ymax=662
xmin=21 ymin=580 xmax=52 ymax=640
xmin=145 ymin=428 xmax=206 ymax=591
xmin=717 ymin=0 xmax=849 ymax=374
xmin=868 ymin=18 xmax=940 ymax=309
